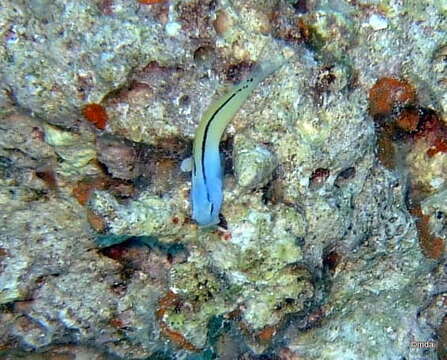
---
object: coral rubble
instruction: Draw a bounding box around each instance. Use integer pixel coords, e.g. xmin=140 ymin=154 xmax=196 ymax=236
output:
xmin=0 ymin=0 xmax=446 ymax=359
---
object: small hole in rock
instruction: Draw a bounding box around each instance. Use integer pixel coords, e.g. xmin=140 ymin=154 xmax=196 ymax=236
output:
xmin=323 ymin=250 xmax=340 ymax=272
xmin=335 ymin=167 xmax=355 ymax=187
xmin=179 ymin=95 xmax=190 ymax=106
xmin=309 ymin=168 xmax=330 ymax=189
xmin=193 ymin=46 xmax=214 ymax=65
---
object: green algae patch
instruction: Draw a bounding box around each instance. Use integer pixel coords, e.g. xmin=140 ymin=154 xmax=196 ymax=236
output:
xmin=164 ymin=258 xmax=235 ymax=348
xmin=160 ymin=206 xmax=313 ymax=349
xmin=43 ymin=124 xmax=98 ymax=178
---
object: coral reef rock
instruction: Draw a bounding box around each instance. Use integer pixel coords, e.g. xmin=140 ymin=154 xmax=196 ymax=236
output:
xmin=1 ymin=0 xmax=446 ymax=359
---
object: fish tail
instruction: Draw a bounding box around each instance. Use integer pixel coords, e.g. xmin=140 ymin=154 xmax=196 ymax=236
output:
xmin=252 ymin=39 xmax=293 ymax=81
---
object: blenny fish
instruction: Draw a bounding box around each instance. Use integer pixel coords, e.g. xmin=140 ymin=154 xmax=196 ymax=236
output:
xmin=184 ymin=57 xmax=286 ymax=227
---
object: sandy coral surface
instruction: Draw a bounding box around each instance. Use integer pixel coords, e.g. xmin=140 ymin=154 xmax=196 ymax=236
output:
xmin=0 ymin=0 xmax=446 ymax=359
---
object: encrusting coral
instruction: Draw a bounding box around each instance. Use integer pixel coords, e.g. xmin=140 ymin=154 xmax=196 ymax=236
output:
xmin=0 ymin=0 xmax=447 ymax=358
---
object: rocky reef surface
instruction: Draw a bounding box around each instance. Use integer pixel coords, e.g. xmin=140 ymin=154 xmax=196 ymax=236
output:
xmin=0 ymin=0 xmax=446 ymax=359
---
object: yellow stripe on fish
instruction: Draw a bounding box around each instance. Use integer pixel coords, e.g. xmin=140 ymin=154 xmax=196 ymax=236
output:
xmin=189 ymin=59 xmax=286 ymax=227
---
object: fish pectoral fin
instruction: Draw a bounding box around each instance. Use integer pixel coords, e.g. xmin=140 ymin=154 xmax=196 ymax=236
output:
xmin=181 ymin=156 xmax=193 ymax=172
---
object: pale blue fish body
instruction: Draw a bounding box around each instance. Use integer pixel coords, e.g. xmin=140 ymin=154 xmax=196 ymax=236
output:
xmin=191 ymin=60 xmax=284 ymax=227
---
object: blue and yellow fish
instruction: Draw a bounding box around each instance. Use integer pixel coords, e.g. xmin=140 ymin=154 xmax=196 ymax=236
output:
xmin=185 ymin=57 xmax=286 ymax=227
